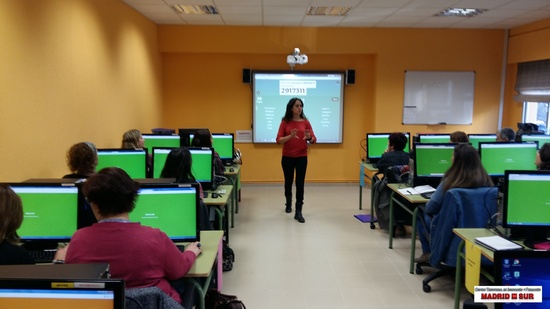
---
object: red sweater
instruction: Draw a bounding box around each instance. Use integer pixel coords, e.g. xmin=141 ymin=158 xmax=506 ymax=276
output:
xmin=66 ymin=222 xmax=196 ymax=303
xmin=276 ymin=119 xmax=315 ymax=157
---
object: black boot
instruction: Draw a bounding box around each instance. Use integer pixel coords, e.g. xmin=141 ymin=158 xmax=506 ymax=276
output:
xmin=294 ymin=203 xmax=305 ymax=223
xmin=285 ymin=196 xmax=292 ymax=213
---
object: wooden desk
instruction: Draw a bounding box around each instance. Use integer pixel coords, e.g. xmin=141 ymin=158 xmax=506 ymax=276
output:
xmin=387 ymin=183 xmax=429 ymax=274
xmin=204 ymin=185 xmax=233 ymax=243
xmin=224 ymin=164 xmax=241 ymax=217
xmin=183 ymin=230 xmax=224 ymax=309
xmin=358 ymin=161 xmax=378 ymax=210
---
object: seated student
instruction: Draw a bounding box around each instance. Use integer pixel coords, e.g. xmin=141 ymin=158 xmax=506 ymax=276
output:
xmin=55 ymin=167 xmax=201 ymax=304
xmin=536 ymin=143 xmax=550 ymax=170
xmin=450 ymin=131 xmax=469 ymax=143
xmin=122 ymin=129 xmax=152 ymax=176
xmin=160 ymin=147 xmax=213 ymax=230
xmin=191 ymin=129 xmax=225 ymax=176
xmin=62 ymin=142 xmax=98 ymax=179
xmin=415 ymin=143 xmax=493 ymax=263
xmin=376 ymin=132 xmax=410 ymax=173
xmin=0 ymin=184 xmax=35 ymax=265
xmin=496 ymin=127 xmax=516 ymax=142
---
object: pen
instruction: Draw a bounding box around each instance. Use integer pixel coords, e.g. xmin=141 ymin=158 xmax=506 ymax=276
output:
xmin=407 ymin=190 xmax=413 ymax=194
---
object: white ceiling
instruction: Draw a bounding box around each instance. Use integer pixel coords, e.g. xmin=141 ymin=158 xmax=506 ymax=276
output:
xmin=121 ymin=0 xmax=550 ymax=29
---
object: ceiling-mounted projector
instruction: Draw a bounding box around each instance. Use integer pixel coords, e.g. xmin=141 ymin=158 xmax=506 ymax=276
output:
xmin=287 ymin=48 xmax=308 ymax=68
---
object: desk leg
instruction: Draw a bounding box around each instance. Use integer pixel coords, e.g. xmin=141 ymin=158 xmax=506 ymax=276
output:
xmin=389 ymin=192 xmax=395 ymax=249
xmin=410 ymin=207 xmax=419 ymax=274
xmin=359 ymin=164 xmax=365 ymax=210
xmin=454 ymin=240 xmax=466 ymax=309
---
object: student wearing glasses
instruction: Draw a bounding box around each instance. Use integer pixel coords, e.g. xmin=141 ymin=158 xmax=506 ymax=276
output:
xmin=55 ymin=167 xmax=201 ymax=304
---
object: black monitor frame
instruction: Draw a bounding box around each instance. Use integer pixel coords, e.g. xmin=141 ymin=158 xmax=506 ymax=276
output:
xmin=503 ymin=170 xmax=550 ymax=248
xmin=95 ymin=148 xmax=148 ymax=179
xmin=0 ymin=278 xmax=125 ymax=309
xmin=412 ymin=142 xmax=457 ymax=188
xmin=417 ymin=133 xmax=451 ymax=143
xmin=478 ymin=141 xmax=538 ymax=179
xmin=467 ymin=133 xmax=497 ymax=149
xmin=7 ymin=182 xmax=79 ymax=246
xmin=187 ymin=147 xmax=215 ymax=190
xmin=211 ymin=132 xmax=235 ymax=166
xmin=365 ymin=132 xmax=410 ymax=163
xmin=141 ymin=133 xmax=181 ymax=152
xmin=178 ymin=128 xmax=208 ymax=147
xmin=520 ymin=133 xmax=550 ymax=149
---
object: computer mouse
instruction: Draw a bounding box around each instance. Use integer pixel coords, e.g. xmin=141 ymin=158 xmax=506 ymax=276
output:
xmin=229 ymin=168 xmax=234 ymax=172
xmin=211 ymin=193 xmax=219 ymax=198
xmin=203 ymin=191 xmax=208 ymax=198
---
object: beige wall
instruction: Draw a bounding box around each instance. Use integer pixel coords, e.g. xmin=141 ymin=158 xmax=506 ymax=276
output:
xmin=0 ymin=0 xmax=162 ymax=181
xmin=158 ymin=26 xmax=506 ymax=182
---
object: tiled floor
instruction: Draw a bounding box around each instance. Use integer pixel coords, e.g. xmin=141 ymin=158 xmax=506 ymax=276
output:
xmin=221 ymin=183 xmax=491 ymax=309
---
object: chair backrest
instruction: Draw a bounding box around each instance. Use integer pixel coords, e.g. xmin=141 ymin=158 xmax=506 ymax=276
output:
xmin=384 ymin=165 xmax=409 ymax=184
xmin=429 ymin=187 xmax=499 ymax=266
xmin=125 ymin=287 xmax=183 ymax=309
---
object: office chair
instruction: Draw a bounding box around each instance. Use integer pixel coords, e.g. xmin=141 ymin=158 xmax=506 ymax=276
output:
xmin=415 ymin=187 xmax=498 ymax=293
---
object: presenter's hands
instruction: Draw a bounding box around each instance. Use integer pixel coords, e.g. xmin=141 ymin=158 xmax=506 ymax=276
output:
xmin=290 ymin=128 xmax=298 ymax=139
xmin=185 ymin=242 xmax=202 ymax=257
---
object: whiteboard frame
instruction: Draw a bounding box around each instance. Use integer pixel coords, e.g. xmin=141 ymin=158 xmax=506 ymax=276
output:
xmin=402 ymin=71 xmax=475 ymax=125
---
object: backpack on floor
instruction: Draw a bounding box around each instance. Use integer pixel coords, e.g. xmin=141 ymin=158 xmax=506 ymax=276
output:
xmin=222 ymin=241 xmax=235 ymax=272
xmin=205 ymin=290 xmax=246 ymax=309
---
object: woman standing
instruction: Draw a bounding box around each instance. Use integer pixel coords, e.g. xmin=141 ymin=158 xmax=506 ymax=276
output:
xmin=276 ymin=98 xmax=316 ymax=223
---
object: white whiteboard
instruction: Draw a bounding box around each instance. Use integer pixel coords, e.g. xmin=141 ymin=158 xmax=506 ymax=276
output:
xmin=402 ymin=71 xmax=475 ymax=125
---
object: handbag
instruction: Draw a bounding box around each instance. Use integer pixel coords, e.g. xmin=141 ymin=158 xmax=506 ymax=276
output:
xmin=205 ymin=290 xmax=246 ymax=309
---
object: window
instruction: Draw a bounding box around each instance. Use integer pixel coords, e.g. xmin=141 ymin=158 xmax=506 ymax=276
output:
xmin=523 ymin=102 xmax=549 ymax=134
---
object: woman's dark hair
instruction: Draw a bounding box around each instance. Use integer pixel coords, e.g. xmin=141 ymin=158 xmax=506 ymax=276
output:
xmin=538 ymin=143 xmax=550 ymax=170
xmin=191 ymin=129 xmax=212 ymax=148
xmin=83 ymin=167 xmax=139 ymax=217
xmin=66 ymin=142 xmax=97 ymax=175
xmin=160 ymin=147 xmax=196 ymax=183
xmin=388 ymin=132 xmax=407 ymax=151
xmin=443 ymin=143 xmax=493 ymax=191
xmin=282 ymin=98 xmax=307 ymax=121
xmin=0 ymin=184 xmax=24 ymax=244
xmin=450 ymin=131 xmax=469 ymax=143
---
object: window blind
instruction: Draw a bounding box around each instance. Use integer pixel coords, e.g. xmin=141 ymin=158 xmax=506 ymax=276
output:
xmin=514 ymin=59 xmax=550 ymax=102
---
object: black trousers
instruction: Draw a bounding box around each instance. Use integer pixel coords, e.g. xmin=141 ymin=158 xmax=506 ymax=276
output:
xmin=281 ymin=156 xmax=308 ymax=205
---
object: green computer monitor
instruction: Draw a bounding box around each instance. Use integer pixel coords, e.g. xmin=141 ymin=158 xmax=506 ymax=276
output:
xmin=130 ymin=183 xmax=200 ymax=242
xmin=417 ymin=134 xmax=451 ymax=144
xmin=365 ymin=132 xmax=410 ymax=163
xmin=520 ymin=134 xmax=550 ymax=149
xmin=151 ymin=147 xmax=214 ymax=189
xmin=211 ymin=133 xmax=234 ymax=165
xmin=141 ymin=134 xmax=181 ymax=154
xmin=413 ymin=143 xmax=457 ymax=187
xmin=8 ymin=183 xmax=78 ymax=242
xmin=96 ymin=149 xmax=147 ymax=179
xmin=479 ymin=142 xmax=538 ymax=177
xmin=467 ymin=134 xmax=497 ymax=149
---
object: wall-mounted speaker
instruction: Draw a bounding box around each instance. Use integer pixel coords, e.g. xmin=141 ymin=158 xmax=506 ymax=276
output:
xmin=242 ymin=68 xmax=251 ymax=84
xmin=346 ymin=69 xmax=355 ymax=85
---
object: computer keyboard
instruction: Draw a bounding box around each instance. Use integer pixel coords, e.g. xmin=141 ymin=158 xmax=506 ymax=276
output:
xmin=28 ymin=249 xmax=57 ymax=263
xmin=420 ymin=192 xmax=434 ymax=199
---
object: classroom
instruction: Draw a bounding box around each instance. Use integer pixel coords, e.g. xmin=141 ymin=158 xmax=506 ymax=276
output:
xmin=2 ymin=1 xmax=550 ymax=308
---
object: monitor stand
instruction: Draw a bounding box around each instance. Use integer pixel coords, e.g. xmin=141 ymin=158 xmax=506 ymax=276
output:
xmin=522 ymin=229 xmax=549 ymax=249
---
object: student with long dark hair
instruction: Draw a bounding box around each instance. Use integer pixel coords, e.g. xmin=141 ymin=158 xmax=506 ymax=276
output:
xmin=415 ymin=143 xmax=494 ymax=263
xmin=190 ymin=129 xmax=224 ymax=176
xmin=0 ymin=185 xmax=35 ymax=265
xmin=160 ymin=147 xmax=212 ymax=230
xmin=276 ymin=98 xmax=316 ymax=223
